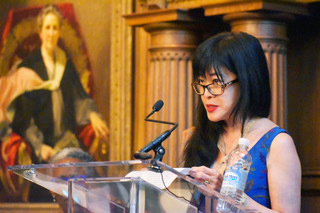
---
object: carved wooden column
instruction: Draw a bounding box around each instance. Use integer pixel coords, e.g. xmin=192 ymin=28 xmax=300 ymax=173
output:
xmin=223 ymin=12 xmax=294 ymax=129
xmin=125 ymin=0 xmax=308 ymax=166
xmin=142 ymin=22 xmax=200 ymax=166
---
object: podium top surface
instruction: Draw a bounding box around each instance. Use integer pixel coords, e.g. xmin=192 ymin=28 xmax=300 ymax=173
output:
xmin=8 ymin=160 xmax=197 ymax=194
xmin=8 ymin=160 xmax=253 ymax=212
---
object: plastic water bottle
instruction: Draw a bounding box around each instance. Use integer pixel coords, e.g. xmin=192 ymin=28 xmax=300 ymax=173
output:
xmin=216 ymin=138 xmax=252 ymax=213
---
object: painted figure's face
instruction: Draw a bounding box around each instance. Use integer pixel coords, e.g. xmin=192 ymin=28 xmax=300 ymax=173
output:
xmin=39 ymin=13 xmax=60 ymax=52
xmin=199 ymin=67 xmax=239 ymax=123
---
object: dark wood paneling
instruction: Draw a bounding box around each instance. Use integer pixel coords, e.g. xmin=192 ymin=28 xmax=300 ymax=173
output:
xmin=287 ymin=9 xmax=320 ymax=212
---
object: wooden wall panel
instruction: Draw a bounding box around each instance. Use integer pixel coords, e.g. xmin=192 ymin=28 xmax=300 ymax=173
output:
xmin=129 ymin=1 xmax=320 ymax=212
xmin=287 ymin=13 xmax=320 ymax=212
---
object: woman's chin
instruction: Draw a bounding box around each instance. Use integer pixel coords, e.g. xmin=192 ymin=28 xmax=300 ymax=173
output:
xmin=207 ymin=114 xmax=219 ymax=122
xmin=207 ymin=113 xmax=227 ymax=123
xmin=42 ymin=43 xmax=58 ymax=52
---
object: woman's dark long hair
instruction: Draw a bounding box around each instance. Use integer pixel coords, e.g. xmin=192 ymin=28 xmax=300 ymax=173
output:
xmin=183 ymin=32 xmax=271 ymax=167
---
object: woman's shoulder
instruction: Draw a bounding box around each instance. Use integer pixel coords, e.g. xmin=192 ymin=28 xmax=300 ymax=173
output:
xmin=270 ymin=128 xmax=295 ymax=151
xmin=255 ymin=117 xmax=277 ymax=129
xmin=248 ymin=118 xmax=286 ymax=148
xmin=18 ymin=49 xmax=42 ymax=69
xmin=256 ymin=118 xmax=296 ymax=155
xmin=257 ymin=118 xmax=291 ymax=138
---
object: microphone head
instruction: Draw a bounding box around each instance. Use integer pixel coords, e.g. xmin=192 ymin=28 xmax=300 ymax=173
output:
xmin=134 ymin=152 xmax=152 ymax=160
xmin=153 ymin=100 xmax=164 ymax=112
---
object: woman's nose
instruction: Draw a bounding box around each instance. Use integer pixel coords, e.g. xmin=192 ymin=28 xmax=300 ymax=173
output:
xmin=49 ymin=29 xmax=54 ymax=36
xmin=203 ymin=87 xmax=214 ymax=98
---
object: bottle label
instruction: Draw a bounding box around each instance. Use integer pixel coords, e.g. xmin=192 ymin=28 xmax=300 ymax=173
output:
xmin=222 ymin=167 xmax=248 ymax=191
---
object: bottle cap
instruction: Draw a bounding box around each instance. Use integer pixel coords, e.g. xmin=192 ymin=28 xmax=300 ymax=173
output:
xmin=238 ymin=138 xmax=250 ymax=147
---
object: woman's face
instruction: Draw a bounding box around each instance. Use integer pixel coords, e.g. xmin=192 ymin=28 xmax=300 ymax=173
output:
xmin=39 ymin=13 xmax=60 ymax=52
xmin=199 ymin=67 xmax=239 ymax=123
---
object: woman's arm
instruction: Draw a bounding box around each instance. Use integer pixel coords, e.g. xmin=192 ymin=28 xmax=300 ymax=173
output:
xmin=242 ymin=133 xmax=301 ymax=213
xmin=65 ymin=61 xmax=110 ymax=140
xmin=267 ymin=133 xmax=301 ymax=212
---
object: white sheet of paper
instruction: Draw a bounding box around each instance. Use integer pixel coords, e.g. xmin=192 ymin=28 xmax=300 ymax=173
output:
xmin=125 ymin=168 xmax=191 ymax=189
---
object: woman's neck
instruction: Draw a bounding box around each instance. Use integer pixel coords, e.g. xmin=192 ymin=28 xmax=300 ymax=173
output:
xmin=41 ymin=45 xmax=56 ymax=78
xmin=221 ymin=119 xmax=241 ymax=153
xmin=222 ymin=117 xmax=258 ymax=153
xmin=41 ymin=45 xmax=55 ymax=60
xmin=224 ymin=118 xmax=242 ymax=136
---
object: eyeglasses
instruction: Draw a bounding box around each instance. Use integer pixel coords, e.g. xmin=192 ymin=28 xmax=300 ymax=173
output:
xmin=191 ymin=79 xmax=239 ymax=96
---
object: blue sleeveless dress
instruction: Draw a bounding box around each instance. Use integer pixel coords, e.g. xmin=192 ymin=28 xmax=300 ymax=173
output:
xmin=244 ymin=126 xmax=288 ymax=207
xmin=196 ymin=126 xmax=288 ymax=211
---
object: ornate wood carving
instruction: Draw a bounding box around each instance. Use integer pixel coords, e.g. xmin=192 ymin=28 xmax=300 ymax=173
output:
xmin=223 ymin=12 xmax=294 ymax=129
xmin=124 ymin=9 xmax=199 ymax=26
xmin=142 ymin=22 xmax=200 ymax=166
xmin=125 ymin=0 xmax=310 ymax=163
xmin=125 ymin=0 xmax=319 ymax=211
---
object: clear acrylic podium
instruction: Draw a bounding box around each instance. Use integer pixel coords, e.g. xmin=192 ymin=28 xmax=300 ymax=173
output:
xmin=8 ymin=160 xmax=251 ymax=212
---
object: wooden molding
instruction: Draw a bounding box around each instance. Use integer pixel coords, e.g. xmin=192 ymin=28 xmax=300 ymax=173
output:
xmin=202 ymin=0 xmax=309 ymax=16
xmin=302 ymin=168 xmax=320 ymax=191
xmin=109 ymin=0 xmax=133 ymax=161
xmin=123 ymin=8 xmax=200 ymax=26
xmin=0 ymin=203 xmax=59 ymax=213
xmin=303 ymin=168 xmax=320 ymax=177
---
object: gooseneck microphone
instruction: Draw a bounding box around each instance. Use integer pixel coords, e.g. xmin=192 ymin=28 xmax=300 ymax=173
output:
xmin=134 ymin=100 xmax=178 ymax=161
xmin=145 ymin=100 xmax=164 ymax=119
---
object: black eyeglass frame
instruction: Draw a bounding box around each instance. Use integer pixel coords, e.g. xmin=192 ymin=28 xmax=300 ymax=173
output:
xmin=191 ymin=79 xmax=239 ymax=96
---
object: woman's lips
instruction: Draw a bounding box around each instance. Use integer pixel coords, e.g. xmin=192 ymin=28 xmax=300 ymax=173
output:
xmin=206 ymin=104 xmax=218 ymax=112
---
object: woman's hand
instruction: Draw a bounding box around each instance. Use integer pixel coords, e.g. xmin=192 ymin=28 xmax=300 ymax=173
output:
xmin=40 ymin=144 xmax=54 ymax=162
xmin=89 ymin=112 xmax=109 ymax=141
xmin=189 ymin=166 xmax=223 ymax=193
